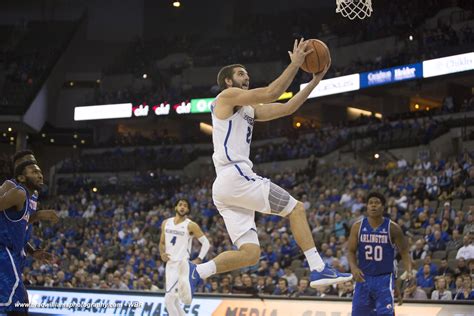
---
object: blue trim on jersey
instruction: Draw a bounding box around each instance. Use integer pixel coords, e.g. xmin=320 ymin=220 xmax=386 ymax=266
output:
xmin=3 ymin=185 xmax=29 ymax=222
xmin=224 ymin=120 xmax=233 ymax=161
xmin=234 ymin=164 xmax=255 ymax=181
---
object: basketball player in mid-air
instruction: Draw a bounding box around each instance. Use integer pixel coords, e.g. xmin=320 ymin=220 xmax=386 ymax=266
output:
xmin=177 ymin=38 xmax=352 ymax=304
xmin=160 ymin=199 xmax=210 ymax=316
xmin=348 ymin=192 xmax=412 ymax=316
xmin=0 ymin=161 xmax=45 ymax=315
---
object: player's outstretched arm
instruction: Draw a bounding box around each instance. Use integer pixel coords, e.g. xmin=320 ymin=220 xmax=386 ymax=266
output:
xmin=0 ymin=187 xmax=26 ymax=211
xmin=29 ymin=209 xmax=59 ymax=224
xmin=189 ymin=222 xmax=210 ymax=264
xmin=348 ymin=221 xmax=365 ymax=282
xmin=254 ymin=64 xmax=330 ymax=122
xmin=391 ymin=222 xmax=413 ymax=279
xmin=217 ymin=38 xmax=312 ymax=109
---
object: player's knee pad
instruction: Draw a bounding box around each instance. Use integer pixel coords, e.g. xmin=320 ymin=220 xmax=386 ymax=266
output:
xmin=268 ymin=183 xmax=297 ymax=217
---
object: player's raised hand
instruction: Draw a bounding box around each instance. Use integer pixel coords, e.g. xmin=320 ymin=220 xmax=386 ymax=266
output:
xmin=311 ymin=59 xmax=331 ymax=82
xmin=161 ymin=252 xmax=170 ymax=262
xmin=288 ymin=38 xmax=313 ymax=67
xmin=351 ymin=266 xmax=365 ymax=283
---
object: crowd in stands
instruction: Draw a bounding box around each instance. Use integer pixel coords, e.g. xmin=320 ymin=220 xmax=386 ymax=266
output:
xmin=59 ymin=99 xmax=474 ymax=173
xmin=0 ymin=20 xmax=79 ymax=114
xmin=58 ymin=146 xmax=201 ymax=174
xmin=9 ymin=146 xmax=473 ymax=300
xmin=84 ymin=1 xmax=474 ymax=109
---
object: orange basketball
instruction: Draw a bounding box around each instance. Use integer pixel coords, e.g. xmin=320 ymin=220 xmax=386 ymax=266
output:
xmin=300 ymin=39 xmax=331 ymax=74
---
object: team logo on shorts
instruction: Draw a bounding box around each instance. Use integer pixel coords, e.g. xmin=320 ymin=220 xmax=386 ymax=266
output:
xmin=386 ymin=304 xmax=393 ymax=310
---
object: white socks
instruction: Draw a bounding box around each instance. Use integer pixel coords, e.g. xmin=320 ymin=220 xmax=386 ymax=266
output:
xmin=304 ymin=247 xmax=325 ymax=272
xmin=196 ymin=260 xmax=217 ymax=279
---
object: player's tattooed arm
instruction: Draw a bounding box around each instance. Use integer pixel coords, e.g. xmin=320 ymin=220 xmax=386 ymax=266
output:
xmin=348 ymin=221 xmax=365 ymax=282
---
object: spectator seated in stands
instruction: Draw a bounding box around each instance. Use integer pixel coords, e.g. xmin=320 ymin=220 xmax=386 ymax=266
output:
xmin=431 ymin=276 xmax=453 ymax=300
xmin=456 ymin=235 xmax=474 ymax=260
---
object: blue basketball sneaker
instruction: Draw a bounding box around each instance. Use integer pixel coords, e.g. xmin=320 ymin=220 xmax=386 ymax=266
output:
xmin=178 ymin=260 xmax=202 ymax=304
xmin=310 ymin=264 xmax=353 ymax=287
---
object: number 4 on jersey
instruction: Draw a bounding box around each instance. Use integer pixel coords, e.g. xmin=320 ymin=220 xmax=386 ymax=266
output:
xmin=246 ymin=126 xmax=252 ymax=144
xmin=170 ymin=236 xmax=177 ymax=246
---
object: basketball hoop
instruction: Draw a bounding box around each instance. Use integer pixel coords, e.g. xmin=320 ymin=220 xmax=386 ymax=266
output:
xmin=336 ymin=0 xmax=373 ymax=20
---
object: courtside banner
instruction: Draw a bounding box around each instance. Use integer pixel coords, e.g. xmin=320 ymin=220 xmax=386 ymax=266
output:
xmin=301 ymin=73 xmax=360 ymax=99
xmin=423 ymin=52 xmax=474 ymax=78
xmin=360 ymin=63 xmax=422 ymax=88
xmin=27 ymin=289 xmax=473 ymax=316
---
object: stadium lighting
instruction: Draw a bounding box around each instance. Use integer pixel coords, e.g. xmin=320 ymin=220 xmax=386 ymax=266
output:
xmin=10 ymin=137 xmax=14 ymax=141
xmin=73 ymin=134 xmax=78 ymax=139
xmin=69 ymin=81 xmax=74 ymax=87
xmin=81 ymin=140 xmax=86 ymax=144
xmin=374 ymin=153 xmax=380 ymax=159
xmin=409 ymin=35 xmax=413 ymax=41
xmin=50 ymin=138 xmax=55 ymax=143
xmin=173 ymin=1 xmax=181 ymax=7
xmin=415 ymin=104 xmax=419 ymax=109
xmin=2 ymin=133 xmax=6 ymax=137
xmin=73 ymin=144 xmax=77 ymax=149
xmin=296 ymin=122 xmax=301 ymax=128
xmin=92 ymin=187 xmax=98 ymax=193
xmin=142 ymin=73 xmax=148 ymax=79
xmin=7 ymin=127 xmax=12 ymax=132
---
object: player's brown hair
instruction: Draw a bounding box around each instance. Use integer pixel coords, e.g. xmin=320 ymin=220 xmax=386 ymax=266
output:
xmin=217 ymin=64 xmax=246 ymax=90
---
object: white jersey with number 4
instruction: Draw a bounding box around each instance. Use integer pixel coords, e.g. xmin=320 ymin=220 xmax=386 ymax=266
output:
xmin=164 ymin=218 xmax=192 ymax=262
xmin=211 ymin=96 xmax=255 ymax=174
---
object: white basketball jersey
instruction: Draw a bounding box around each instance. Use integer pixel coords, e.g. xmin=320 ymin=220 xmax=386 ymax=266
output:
xmin=211 ymin=96 xmax=255 ymax=173
xmin=164 ymin=218 xmax=193 ymax=262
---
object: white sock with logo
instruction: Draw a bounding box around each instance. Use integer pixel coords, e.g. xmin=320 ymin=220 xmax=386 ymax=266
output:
xmin=196 ymin=260 xmax=217 ymax=279
xmin=304 ymin=247 xmax=325 ymax=272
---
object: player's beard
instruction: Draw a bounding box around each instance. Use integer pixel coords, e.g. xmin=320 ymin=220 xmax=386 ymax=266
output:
xmin=176 ymin=209 xmax=187 ymax=217
xmin=231 ymin=79 xmax=249 ymax=90
xmin=25 ymin=175 xmax=43 ymax=191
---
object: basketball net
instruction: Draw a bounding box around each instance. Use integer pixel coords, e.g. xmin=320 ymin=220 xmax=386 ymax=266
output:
xmin=336 ymin=0 xmax=372 ymax=20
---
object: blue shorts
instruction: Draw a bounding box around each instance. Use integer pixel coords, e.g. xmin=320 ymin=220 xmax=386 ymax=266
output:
xmin=0 ymin=247 xmax=28 ymax=313
xmin=352 ymin=273 xmax=395 ymax=316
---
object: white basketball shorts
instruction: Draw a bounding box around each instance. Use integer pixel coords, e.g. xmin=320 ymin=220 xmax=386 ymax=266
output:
xmin=212 ymin=163 xmax=298 ymax=246
xmin=165 ymin=261 xmax=180 ymax=293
